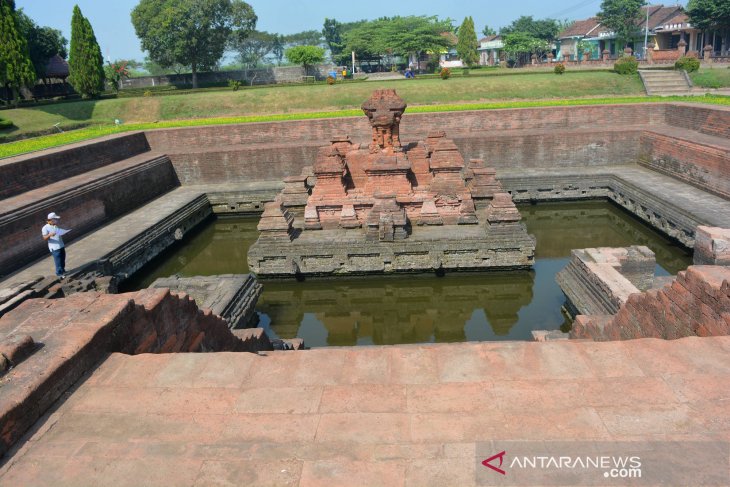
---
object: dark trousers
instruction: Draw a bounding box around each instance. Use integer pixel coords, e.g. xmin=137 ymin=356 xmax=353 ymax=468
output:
xmin=51 ymin=248 xmax=66 ymax=277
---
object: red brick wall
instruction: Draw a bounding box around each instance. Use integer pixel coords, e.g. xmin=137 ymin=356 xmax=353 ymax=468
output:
xmin=456 ymin=130 xmax=642 ymax=169
xmin=639 ymin=131 xmax=730 ymax=199
xmin=571 ymin=265 xmax=730 ymax=340
xmin=169 ymin=142 xmax=324 ymax=184
xmin=0 ymin=133 xmax=150 ymax=199
xmin=664 ymin=104 xmax=730 ymax=140
xmin=155 ymin=104 xmax=662 ymax=185
xmin=146 ymin=104 xmax=665 ymax=154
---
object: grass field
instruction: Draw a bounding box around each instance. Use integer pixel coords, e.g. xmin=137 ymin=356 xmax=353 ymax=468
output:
xmin=0 ymin=71 xmax=643 ymax=141
xmin=690 ymin=67 xmax=730 ymax=88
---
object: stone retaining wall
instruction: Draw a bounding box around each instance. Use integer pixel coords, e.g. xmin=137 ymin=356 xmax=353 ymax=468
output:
xmin=120 ymin=65 xmax=337 ymax=89
xmin=664 ymin=104 xmax=730 ymax=140
xmin=556 ymin=246 xmax=656 ymax=317
xmin=0 ymin=132 xmax=149 ymax=200
xmin=0 ymin=288 xmax=276 ymax=456
xmin=571 ymin=265 xmax=730 ymax=340
xmin=0 ymin=156 xmax=179 ymax=278
xmin=639 ymin=132 xmax=730 ymax=199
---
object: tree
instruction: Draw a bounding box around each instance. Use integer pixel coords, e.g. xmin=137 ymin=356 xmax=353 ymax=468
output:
xmin=457 ymin=16 xmax=479 ymax=67
xmin=501 ymin=15 xmax=561 ymax=42
xmin=342 ymin=16 xmax=454 ymax=64
xmin=15 ymin=10 xmax=68 ymax=79
xmin=322 ymin=18 xmax=343 ymax=60
xmin=482 ymin=25 xmax=497 ymax=37
xmin=271 ymin=34 xmax=285 ymax=65
xmin=687 ymin=0 xmax=730 ymax=32
xmin=132 ymin=0 xmax=257 ymax=88
xmin=68 ymin=5 xmax=105 ymax=98
xmin=285 ymin=45 xmax=324 ymax=74
xmin=104 ymin=61 xmax=130 ymax=92
xmin=0 ymin=0 xmax=36 ymax=103
xmin=229 ymin=30 xmax=277 ymax=68
xmin=502 ymin=31 xmax=550 ymax=66
xmin=283 ymin=30 xmax=323 ymax=47
xmin=596 ymin=0 xmax=646 ymax=45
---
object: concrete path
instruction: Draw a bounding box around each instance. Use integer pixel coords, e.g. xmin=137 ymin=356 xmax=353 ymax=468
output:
xmin=1 ymin=337 xmax=729 ymax=486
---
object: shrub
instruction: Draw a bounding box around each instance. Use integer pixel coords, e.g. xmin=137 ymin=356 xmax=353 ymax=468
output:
xmin=440 ymin=68 xmax=451 ymax=80
xmin=326 ymin=75 xmax=336 ymax=85
xmin=143 ymin=90 xmax=153 ymax=97
xmin=426 ymin=59 xmax=439 ymax=73
xmin=463 ymin=68 xmax=470 ymax=76
xmin=675 ymin=56 xmax=700 ymax=73
xmin=228 ymin=79 xmax=241 ymax=91
xmin=0 ymin=117 xmax=14 ymax=130
xmin=614 ymin=55 xmax=638 ymax=75
xmin=554 ymin=63 xmax=566 ymax=75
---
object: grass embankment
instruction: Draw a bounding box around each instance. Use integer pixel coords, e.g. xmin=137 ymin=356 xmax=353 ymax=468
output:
xmin=1 ymin=71 xmax=729 ymax=158
xmin=1 ymin=71 xmax=642 ymax=141
xmin=690 ymin=67 xmax=730 ymax=88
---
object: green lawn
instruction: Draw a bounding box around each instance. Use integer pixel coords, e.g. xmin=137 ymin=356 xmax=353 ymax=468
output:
xmin=0 ymin=71 xmax=643 ymax=142
xmin=690 ymin=67 xmax=730 ymax=88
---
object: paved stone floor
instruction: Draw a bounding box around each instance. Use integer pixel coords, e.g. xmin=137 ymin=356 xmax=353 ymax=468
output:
xmin=1 ymin=337 xmax=729 ymax=486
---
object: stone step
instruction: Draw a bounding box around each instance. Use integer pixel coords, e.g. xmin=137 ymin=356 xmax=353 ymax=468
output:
xmin=0 ymin=153 xmax=179 ymax=278
xmin=645 ymin=81 xmax=690 ymax=88
xmin=641 ymin=72 xmax=685 ymax=78
xmin=653 ymin=89 xmax=692 ymax=95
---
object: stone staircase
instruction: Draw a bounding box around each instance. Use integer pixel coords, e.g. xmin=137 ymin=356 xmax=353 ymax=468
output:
xmin=639 ymin=69 xmax=691 ymax=96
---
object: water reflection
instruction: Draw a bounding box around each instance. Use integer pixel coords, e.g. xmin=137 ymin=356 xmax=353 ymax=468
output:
xmin=257 ymin=271 xmax=535 ymax=346
xmin=127 ymin=201 xmax=692 ymax=346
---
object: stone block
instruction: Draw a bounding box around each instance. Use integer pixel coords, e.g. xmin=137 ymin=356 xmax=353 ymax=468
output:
xmin=0 ymin=334 xmax=36 ymax=366
xmin=694 ymin=226 xmax=730 ymax=265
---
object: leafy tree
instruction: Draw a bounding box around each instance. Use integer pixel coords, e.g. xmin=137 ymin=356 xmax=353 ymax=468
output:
xmin=501 ymin=15 xmax=561 ymax=42
xmin=322 ymin=18 xmax=343 ymax=59
xmin=482 ymin=25 xmax=497 ymax=37
xmin=271 ymin=34 xmax=285 ymax=65
xmin=15 ymin=10 xmax=68 ymax=78
xmin=502 ymin=31 xmax=550 ymax=66
xmin=457 ymin=16 xmax=479 ymax=67
xmin=285 ymin=45 xmax=324 ymax=74
xmin=229 ymin=30 xmax=277 ymax=68
xmin=68 ymin=5 xmax=105 ymax=98
xmin=597 ymin=0 xmax=646 ymax=45
xmin=0 ymin=0 xmax=35 ymax=103
xmin=132 ymin=0 xmax=257 ymax=88
xmin=687 ymin=0 xmax=730 ymax=31
xmin=142 ymin=57 xmax=187 ymax=76
xmin=104 ymin=60 xmax=130 ymax=92
xmin=342 ymin=16 xmax=454 ymax=63
xmin=283 ymin=30 xmax=323 ymax=47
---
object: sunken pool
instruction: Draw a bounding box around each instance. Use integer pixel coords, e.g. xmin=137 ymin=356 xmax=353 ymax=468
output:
xmin=124 ymin=201 xmax=691 ymax=347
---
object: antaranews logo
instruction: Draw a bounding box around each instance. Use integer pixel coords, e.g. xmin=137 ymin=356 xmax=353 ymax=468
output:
xmin=476 ymin=440 xmax=730 ymax=486
xmin=482 ymin=451 xmax=507 ymax=475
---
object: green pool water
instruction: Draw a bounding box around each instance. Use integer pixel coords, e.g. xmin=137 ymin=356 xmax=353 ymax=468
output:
xmin=125 ymin=201 xmax=692 ymax=346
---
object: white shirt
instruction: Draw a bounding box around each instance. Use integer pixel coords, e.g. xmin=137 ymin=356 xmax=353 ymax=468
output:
xmin=42 ymin=224 xmax=65 ymax=252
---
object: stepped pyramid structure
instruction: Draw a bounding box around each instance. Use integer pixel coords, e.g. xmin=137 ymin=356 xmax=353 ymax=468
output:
xmin=248 ymin=89 xmax=535 ymax=277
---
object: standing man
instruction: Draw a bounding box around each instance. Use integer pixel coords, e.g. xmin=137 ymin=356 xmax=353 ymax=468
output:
xmin=42 ymin=212 xmax=67 ymax=279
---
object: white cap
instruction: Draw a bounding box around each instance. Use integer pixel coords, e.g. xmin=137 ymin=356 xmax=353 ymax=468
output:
xmin=47 ymin=212 xmax=61 ymax=220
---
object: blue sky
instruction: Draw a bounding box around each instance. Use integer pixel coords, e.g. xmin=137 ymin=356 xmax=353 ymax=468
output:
xmin=16 ymin=0 xmax=687 ymax=62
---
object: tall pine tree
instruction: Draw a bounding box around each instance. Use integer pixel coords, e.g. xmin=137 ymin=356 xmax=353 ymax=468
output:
xmin=0 ymin=0 xmax=36 ymax=103
xmin=68 ymin=5 xmax=104 ymax=98
xmin=457 ymin=16 xmax=479 ymax=68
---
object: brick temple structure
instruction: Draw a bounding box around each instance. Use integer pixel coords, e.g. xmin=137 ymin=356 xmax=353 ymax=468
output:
xmin=248 ymin=90 xmax=535 ymax=276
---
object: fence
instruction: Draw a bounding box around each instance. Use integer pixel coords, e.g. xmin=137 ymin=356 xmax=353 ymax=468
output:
xmin=119 ymin=65 xmax=337 ymax=90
